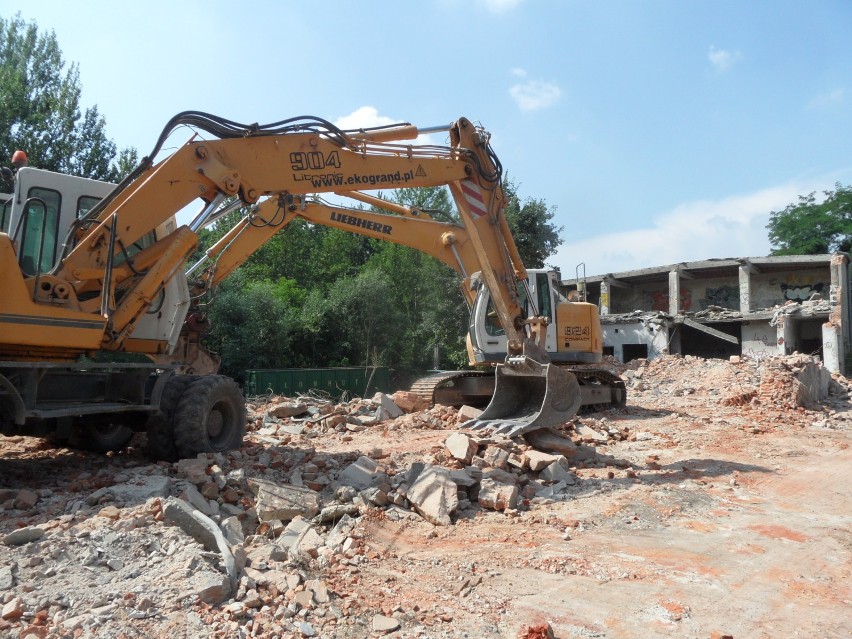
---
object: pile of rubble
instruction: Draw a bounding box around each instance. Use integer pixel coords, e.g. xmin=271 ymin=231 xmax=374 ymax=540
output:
xmin=1 ymin=354 xmax=849 ymax=638
xmin=0 ymin=388 xmax=630 ymax=638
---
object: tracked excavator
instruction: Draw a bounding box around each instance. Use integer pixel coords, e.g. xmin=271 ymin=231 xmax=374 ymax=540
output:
xmin=0 ymin=112 xmax=621 ymax=459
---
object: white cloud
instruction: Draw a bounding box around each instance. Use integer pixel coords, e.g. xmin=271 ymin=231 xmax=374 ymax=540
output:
xmin=481 ymin=0 xmax=524 ymax=13
xmin=551 ymin=179 xmax=838 ymax=276
xmin=335 ymin=106 xmax=397 ymax=130
xmin=334 ymin=106 xmax=438 ymax=144
xmin=511 ymin=67 xmax=528 ymax=78
xmin=509 ymin=80 xmax=562 ymax=112
xmin=708 ymin=45 xmax=742 ymax=72
xmin=808 ymin=88 xmax=845 ymax=110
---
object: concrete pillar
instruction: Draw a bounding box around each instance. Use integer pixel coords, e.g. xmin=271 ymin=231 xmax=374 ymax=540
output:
xmin=830 ymin=253 xmax=849 ymax=335
xmin=776 ymin=315 xmax=795 ymax=356
xmin=599 ymin=280 xmax=610 ymax=315
xmin=822 ymin=323 xmax=842 ymax=374
xmin=668 ymin=270 xmax=680 ymax=315
xmin=738 ymin=264 xmax=752 ymax=313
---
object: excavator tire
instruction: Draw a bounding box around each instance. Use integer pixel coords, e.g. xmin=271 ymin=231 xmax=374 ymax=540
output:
xmin=145 ymin=374 xmax=199 ymax=461
xmin=173 ymin=375 xmax=246 ymax=458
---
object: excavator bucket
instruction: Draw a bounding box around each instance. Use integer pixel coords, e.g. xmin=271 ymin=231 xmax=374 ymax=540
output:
xmin=461 ymin=358 xmax=581 ymax=437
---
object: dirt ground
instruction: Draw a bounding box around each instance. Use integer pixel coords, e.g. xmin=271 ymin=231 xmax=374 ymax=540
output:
xmin=1 ymin=354 xmax=850 ymax=638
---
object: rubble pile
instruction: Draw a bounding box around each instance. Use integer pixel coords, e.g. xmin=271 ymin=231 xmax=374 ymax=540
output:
xmin=0 ymin=354 xmax=849 ymax=638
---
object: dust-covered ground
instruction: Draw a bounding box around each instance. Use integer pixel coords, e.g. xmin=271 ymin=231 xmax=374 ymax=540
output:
xmin=1 ymin=354 xmax=850 ymax=639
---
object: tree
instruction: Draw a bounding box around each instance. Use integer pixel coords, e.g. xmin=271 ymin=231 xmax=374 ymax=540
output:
xmin=0 ymin=15 xmax=131 ymax=183
xmin=502 ymin=178 xmax=563 ymax=268
xmin=767 ymin=183 xmax=852 ymax=255
xmin=203 ymin=273 xmax=307 ymax=382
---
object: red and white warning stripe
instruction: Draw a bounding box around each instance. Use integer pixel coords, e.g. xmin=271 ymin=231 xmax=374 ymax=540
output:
xmin=460 ymin=179 xmax=488 ymax=218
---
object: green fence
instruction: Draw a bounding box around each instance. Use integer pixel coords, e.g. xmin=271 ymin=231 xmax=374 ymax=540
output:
xmin=244 ymin=367 xmax=390 ymax=399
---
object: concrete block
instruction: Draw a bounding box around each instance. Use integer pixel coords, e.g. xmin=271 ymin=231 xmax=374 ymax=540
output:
xmin=407 ymin=466 xmax=458 ymax=526
xmin=248 ymin=478 xmax=320 ymax=522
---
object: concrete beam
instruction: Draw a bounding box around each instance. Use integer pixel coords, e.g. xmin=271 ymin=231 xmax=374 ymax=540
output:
xmin=676 ymin=266 xmax=695 ymax=280
xmin=604 ymin=276 xmax=632 ymax=289
xmin=678 ymin=317 xmax=740 ymax=344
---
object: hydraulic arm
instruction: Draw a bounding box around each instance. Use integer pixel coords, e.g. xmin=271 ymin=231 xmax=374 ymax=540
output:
xmin=0 ymin=112 xmax=582 ymax=445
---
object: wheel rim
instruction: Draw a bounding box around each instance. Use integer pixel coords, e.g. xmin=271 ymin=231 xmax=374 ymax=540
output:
xmin=207 ymin=399 xmax=233 ymax=446
xmin=207 ymin=410 xmax=225 ymax=439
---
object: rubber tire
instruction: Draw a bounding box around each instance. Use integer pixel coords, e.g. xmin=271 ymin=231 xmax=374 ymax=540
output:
xmin=69 ymin=421 xmax=134 ymax=453
xmin=145 ymin=374 xmax=198 ymax=461
xmin=173 ymin=375 xmax=246 ymax=459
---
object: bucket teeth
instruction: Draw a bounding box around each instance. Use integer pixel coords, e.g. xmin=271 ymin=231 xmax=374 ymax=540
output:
xmin=460 ymin=359 xmax=581 ymax=438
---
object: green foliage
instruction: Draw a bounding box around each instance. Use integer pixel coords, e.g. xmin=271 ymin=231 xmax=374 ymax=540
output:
xmin=767 ymin=183 xmax=852 ymax=255
xmin=203 ymin=273 xmax=308 ymax=382
xmin=0 ymin=14 xmax=133 ymax=183
xmin=393 ymin=185 xmax=456 ymax=221
xmin=201 ymin=182 xmax=563 ymax=383
xmin=503 ymin=178 xmax=563 ymax=268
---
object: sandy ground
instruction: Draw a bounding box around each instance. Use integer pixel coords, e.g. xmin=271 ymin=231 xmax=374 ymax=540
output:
xmin=1 ymin=354 xmax=850 ymax=638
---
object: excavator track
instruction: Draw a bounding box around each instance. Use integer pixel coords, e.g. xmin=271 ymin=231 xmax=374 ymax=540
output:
xmin=410 ymin=366 xmax=626 ymax=410
xmin=410 ymin=370 xmax=494 ymax=408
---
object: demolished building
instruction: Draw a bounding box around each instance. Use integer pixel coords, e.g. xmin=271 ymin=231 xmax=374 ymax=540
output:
xmin=562 ymin=253 xmax=850 ymax=374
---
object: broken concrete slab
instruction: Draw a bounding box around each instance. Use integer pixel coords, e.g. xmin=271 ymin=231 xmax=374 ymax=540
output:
xmin=248 ymin=478 xmax=320 ymax=522
xmin=523 ymin=450 xmax=563 ymax=472
xmin=407 ymin=466 xmax=458 ymax=526
xmin=86 ymin=474 xmax=172 ymax=506
xmin=539 ymin=461 xmax=577 ymax=484
xmin=372 ymin=614 xmax=401 ymax=633
xmin=456 ymin=404 xmax=483 ymax=423
xmin=575 ymin=424 xmax=609 ymax=443
xmin=478 ymin=478 xmax=519 ymax=511
xmin=163 ymin=498 xmax=220 ymax=552
xmin=219 ymin=516 xmax=245 ymax=546
xmin=445 ymin=432 xmax=478 ymax=464
xmin=186 ymin=571 xmax=231 ymax=606
xmin=372 ymin=392 xmax=404 ymax=419
xmin=315 ymin=503 xmax=360 ymax=523
xmin=176 ymin=458 xmax=208 ymax=484
xmin=482 ymin=445 xmax=510 ymax=469
xmin=523 ymin=428 xmax=578 ymax=457
xmin=180 ymin=483 xmax=213 ymax=516
xmin=325 ymin=514 xmax=357 ymax=552
xmin=2 ymin=526 xmax=44 ymax=546
xmin=278 ymin=515 xmax=312 ymax=551
xmin=449 ymin=468 xmax=479 ymax=488
xmin=267 ymin=401 xmax=308 ymax=418
xmin=338 ymin=456 xmax=380 ymax=490
xmin=163 ymin=497 xmax=238 ymax=590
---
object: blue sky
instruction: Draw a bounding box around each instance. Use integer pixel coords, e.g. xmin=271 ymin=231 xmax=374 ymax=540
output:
xmin=5 ymin=0 xmax=852 ymax=275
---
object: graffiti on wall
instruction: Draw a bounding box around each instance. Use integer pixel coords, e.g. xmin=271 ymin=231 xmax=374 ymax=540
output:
xmin=781 ymin=281 xmax=824 ymax=301
xmin=701 ymin=285 xmax=739 ymax=310
xmin=650 ymin=289 xmax=693 ymax=312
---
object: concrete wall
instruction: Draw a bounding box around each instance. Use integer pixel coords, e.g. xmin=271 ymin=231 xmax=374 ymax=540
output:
xmin=602 ymin=321 xmax=670 ymax=361
xmin=741 ymin=321 xmax=778 ymax=360
xmin=749 ymin=268 xmax=829 ymax=309
xmin=610 ymin=276 xmax=742 ymax=314
xmin=680 ymin=276 xmax=741 ymax=312
xmin=608 ymin=287 xmax=650 ymax=314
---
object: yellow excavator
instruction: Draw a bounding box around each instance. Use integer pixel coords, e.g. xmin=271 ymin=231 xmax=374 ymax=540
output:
xmin=0 ymin=112 xmax=621 ymax=458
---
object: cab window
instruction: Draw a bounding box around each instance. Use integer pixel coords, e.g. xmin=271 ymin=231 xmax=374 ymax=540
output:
xmin=77 ymin=195 xmax=101 ymax=219
xmin=19 ymin=187 xmax=60 ymax=275
xmin=0 ymin=196 xmax=11 ymax=233
xmin=536 ymin=273 xmax=552 ymax=320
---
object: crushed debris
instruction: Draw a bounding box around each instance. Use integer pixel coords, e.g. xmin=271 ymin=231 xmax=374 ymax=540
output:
xmin=0 ymin=354 xmax=850 ymax=638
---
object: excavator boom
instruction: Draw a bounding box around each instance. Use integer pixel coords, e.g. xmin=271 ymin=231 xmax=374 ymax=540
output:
xmin=0 ymin=112 xmax=585 ymax=456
